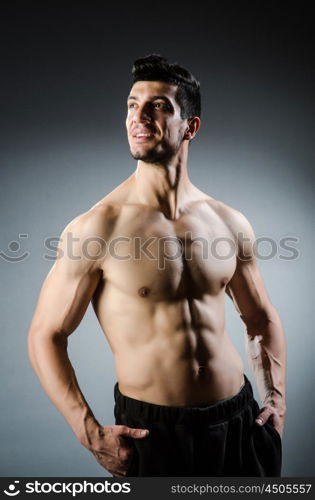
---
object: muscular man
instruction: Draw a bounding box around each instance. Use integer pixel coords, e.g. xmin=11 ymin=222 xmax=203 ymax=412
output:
xmin=27 ymin=54 xmax=286 ymax=477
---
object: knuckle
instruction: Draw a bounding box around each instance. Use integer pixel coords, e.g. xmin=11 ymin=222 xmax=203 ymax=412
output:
xmin=112 ymin=426 xmax=121 ymax=436
xmin=97 ymin=427 xmax=105 ymax=439
xmin=122 ymin=449 xmax=131 ymax=461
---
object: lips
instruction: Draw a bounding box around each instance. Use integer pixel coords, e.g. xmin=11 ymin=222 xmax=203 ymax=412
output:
xmin=132 ymin=128 xmax=155 ymax=138
xmin=135 ymin=133 xmax=153 ymax=138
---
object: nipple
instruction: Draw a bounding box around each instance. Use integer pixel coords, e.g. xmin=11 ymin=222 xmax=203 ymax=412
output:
xmin=138 ymin=286 xmax=150 ymax=298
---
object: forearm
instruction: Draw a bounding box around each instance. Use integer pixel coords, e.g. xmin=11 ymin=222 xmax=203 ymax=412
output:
xmin=244 ymin=307 xmax=287 ymax=417
xmin=28 ymin=332 xmax=99 ymax=447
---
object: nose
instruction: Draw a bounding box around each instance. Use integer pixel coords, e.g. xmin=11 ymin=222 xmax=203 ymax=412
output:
xmin=132 ymin=103 xmax=152 ymax=124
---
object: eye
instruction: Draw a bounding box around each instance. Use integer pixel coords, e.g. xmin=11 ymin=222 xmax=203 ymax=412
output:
xmin=153 ymin=102 xmax=171 ymax=111
xmin=153 ymin=102 xmax=167 ymax=109
xmin=128 ymin=103 xmax=136 ymax=109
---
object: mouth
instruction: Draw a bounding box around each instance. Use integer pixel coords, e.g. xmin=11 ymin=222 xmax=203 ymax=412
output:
xmin=132 ymin=132 xmax=155 ymax=143
xmin=131 ymin=127 xmax=155 ymax=143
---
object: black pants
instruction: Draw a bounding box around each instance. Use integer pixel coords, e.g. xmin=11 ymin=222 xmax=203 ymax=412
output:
xmin=114 ymin=374 xmax=282 ymax=477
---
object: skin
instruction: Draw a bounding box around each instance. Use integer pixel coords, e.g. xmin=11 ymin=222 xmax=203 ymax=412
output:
xmin=27 ymin=80 xmax=287 ymax=477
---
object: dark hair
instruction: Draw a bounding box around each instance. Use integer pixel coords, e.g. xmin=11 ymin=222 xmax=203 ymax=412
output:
xmin=131 ymin=54 xmax=201 ymax=120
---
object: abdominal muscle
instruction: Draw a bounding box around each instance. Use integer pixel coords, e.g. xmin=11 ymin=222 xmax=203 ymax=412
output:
xmin=95 ymin=292 xmax=245 ymax=407
xmin=115 ymin=335 xmax=245 ymax=406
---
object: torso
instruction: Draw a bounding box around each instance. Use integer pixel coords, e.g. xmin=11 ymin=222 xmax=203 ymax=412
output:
xmin=91 ymin=178 xmax=245 ymax=406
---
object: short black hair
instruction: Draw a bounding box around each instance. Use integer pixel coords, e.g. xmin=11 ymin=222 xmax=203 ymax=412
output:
xmin=131 ymin=54 xmax=201 ymax=120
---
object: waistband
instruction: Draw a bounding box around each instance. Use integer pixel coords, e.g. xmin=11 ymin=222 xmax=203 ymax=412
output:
xmin=114 ymin=374 xmax=254 ymax=426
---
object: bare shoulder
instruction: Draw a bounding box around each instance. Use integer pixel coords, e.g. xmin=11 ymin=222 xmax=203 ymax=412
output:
xmin=51 ymin=203 xmax=120 ymax=275
xmin=206 ymin=198 xmax=255 ymax=237
xmin=205 ymin=198 xmax=257 ymax=261
xmin=189 ymin=189 xmax=254 ymax=238
xmin=57 ymin=202 xmax=120 ymax=263
xmin=61 ymin=202 xmax=119 ymax=242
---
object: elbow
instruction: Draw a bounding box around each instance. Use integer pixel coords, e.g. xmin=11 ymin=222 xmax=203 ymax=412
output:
xmin=27 ymin=327 xmax=40 ymax=372
xmin=28 ymin=320 xmax=67 ymax=343
xmin=27 ymin=324 xmax=43 ymax=361
xmin=27 ymin=325 xmax=45 ymax=365
xmin=27 ymin=325 xmax=67 ymax=366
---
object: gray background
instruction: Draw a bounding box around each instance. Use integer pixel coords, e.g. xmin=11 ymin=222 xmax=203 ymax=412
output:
xmin=0 ymin=5 xmax=314 ymax=476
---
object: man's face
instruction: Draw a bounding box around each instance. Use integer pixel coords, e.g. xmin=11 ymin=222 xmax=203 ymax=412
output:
xmin=126 ymin=80 xmax=188 ymax=165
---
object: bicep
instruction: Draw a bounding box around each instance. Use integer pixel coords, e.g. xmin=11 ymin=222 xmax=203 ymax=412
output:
xmin=29 ymin=216 xmax=103 ymax=339
xmin=30 ymin=263 xmax=102 ymax=338
xmin=222 ymin=205 xmax=274 ymax=322
xmin=226 ymin=257 xmax=273 ymax=322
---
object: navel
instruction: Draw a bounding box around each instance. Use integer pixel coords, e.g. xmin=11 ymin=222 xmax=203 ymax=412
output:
xmin=198 ymin=365 xmax=206 ymax=374
xmin=138 ymin=286 xmax=151 ymax=298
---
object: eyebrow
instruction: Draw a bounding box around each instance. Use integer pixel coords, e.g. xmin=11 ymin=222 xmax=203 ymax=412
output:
xmin=127 ymin=95 xmax=172 ymax=104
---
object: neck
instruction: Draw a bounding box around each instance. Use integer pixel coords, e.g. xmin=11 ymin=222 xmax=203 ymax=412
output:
xmin=133 ymin=144 xmax=193 ymax=219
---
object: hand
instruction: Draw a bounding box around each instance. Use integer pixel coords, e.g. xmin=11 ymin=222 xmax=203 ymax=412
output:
xmin=255 ymin=404 xmax=285 ymax=438
xmin=84 ymin=424 xmax=149 ymax=477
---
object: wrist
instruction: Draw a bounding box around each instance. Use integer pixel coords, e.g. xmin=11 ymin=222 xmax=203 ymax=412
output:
xmin=77 ymin=414 xmax=101 ymax=449
xmin=263 ymin=394 xmax=287 ymax=415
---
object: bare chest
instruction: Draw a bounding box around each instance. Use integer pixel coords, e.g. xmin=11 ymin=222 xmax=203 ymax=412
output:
xmin=101 ymin=206 xmax=237 ymax=300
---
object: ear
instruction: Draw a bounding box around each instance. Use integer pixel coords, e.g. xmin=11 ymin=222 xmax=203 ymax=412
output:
xmin=183 ymin=117 xmax=201 ymax=140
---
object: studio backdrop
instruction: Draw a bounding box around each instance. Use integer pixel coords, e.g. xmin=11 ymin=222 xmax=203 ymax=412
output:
xmin=0 ymin=5 xmax=314 ymax=476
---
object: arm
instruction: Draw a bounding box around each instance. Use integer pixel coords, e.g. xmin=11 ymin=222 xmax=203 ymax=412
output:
xmin=225 ymin=209 xmax=287 ymax=436
xmin=27 ymin=210 xmax=105 ymax=445
xmin=27 ymin=208 xmax=148 ymax=476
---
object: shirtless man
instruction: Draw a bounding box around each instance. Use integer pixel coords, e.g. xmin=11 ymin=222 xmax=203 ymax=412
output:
xmin=27 ymin=54 xmax=286 ymax=477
